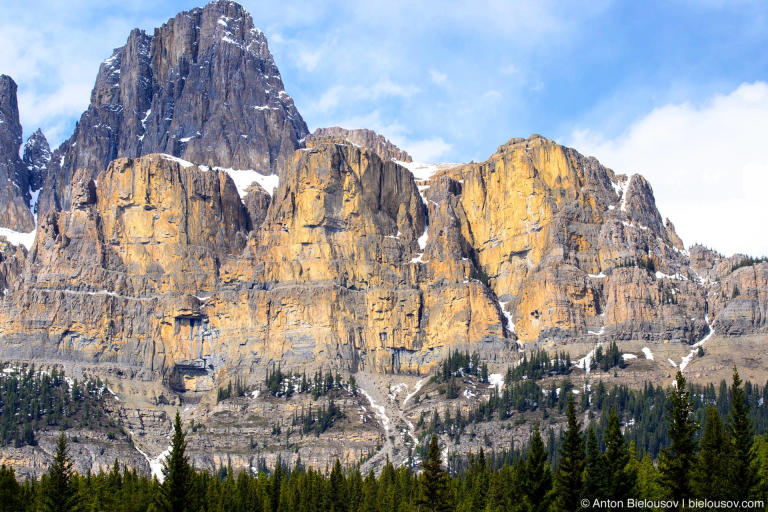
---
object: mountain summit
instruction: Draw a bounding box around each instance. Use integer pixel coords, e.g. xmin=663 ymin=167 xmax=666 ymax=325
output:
xmin=37 ymin=0 xmax=308 ymax=214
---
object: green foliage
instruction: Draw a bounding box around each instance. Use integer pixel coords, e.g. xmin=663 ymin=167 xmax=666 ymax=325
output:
xmin=3 ymin=367 xmax=768 ymax=511
xmin=216 ymin=377 xmax=247 ymax=403
xmin=265 ymin=364 xmax=351 ymax=401
xmin=0 ymin=465 xmax=21 ymax=512
xmin=42 ymin=433 xmax=76 ymax=512
xmin=508 ymin=350 xmax=572 ymax=381
xmin=416 ymin=435 xmax=452 ymax=512
xmin=692 ymin=405 xmax=731 ymax=501
xmin=592 ymin=341 xmax=624 ymax=372
xmin=291 ymin=400 xmax=344 ymax=435
xmin=731 ymin=255 xmax=768 ymax=272
xmin=0 ymin=365 xmax=118 ymax=447
xmin=552 ymin=396 xmax=585 ymax=512
xmin=613 ymin=255 xmax=657 ymax=273
xmin=659 ymin=371 xmax=698 ymax=502
xmin=0 ymin=365 xmax=116 ymax=448
xmin=436 ymin=349 xmax=485 ymax=382
xmin=158 ymin=411 xmax=192 ymax=512
xmin=726 ymin=367 xmax=760 ymax=499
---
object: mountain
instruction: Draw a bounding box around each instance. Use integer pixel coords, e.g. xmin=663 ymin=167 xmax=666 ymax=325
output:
xmin=0 ymin=0 xmax=767 ymax=478
xmin=308 ymin=127 xmax=413 ymax=162
xmin=0 ymin=75 xmax=35 ymax=233
xmin=22 ymin=129 xmax=50 ymax=194
xmin=36 ymin=0 xmax=308 ymax=215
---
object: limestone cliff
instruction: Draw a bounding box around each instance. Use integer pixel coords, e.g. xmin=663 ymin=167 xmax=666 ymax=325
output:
xmin=421 ymin=135 xmax=708 ymax=345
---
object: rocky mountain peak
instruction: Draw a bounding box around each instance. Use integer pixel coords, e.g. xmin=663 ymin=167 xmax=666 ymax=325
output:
xmin=308 ymin=127 xmax=413 ymax=162
xmin=22 ymin=129 xmax=50 ymax=192
xmin=0 ymin=75 xmax=35 ymax=232
xmin=37 ymin=1 xmax=308 ymax=215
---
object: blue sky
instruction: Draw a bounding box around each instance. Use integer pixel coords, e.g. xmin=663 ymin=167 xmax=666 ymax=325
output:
xmin=1 ymin=0 xmax=767 ymax=256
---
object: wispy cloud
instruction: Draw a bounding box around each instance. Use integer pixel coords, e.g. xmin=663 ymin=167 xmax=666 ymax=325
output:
xmin=429 ymin=70 xmax=447 ymax=85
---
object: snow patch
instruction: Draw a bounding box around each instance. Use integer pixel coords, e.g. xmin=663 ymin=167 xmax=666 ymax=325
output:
xmin=622 ymin=353 xmax=638 ymax=361
xmin=359 ymin=388 xmax=390 ymax=434
xmin=642 ymin=347 xmax=654 ymax=360
xmin=417 ymin=227 xmax=429 ymax=250
xmin=0 ymin=227 xmax=36 ymax=250
xmin=655 ymin=271 xmax=688 ymax=281
xmin=576 ymin=342 xmax=603 ymax=373
xmin=395 ymin=161 xmax=461 ymax=181
xmin=488 ymin=373 xmax=504 ymax=392
xmin=217 ymin=168 xmax=279 ymax=198
xmin=160 ymin=155 xmax=195 ymax=168
xmin=679 ymin=314 xmax=714 ymax=372
xmin=403 ymin=379 xmax=425 ymax=406
xmin=499 ymin=300 xmax=515 ymax=334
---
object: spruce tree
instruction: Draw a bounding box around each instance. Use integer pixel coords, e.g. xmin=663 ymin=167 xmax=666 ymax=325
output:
xmin=659 ymin=370 xmax=698 ymax=503
xmin=0 ymin=465 xmax=21 ymax=512
xmin=42 ymin=433 xmax=76 ymax=512
xmin=158 ymin=411 xmax=192 ymax=512
xmin=584 ymin=426 xmax=606 ymax=499
xmin=329 ymin=458 xmax=347 ymax=512
xmin=726 ymin=367 xmax=759 ymax=499
xmin=691 ymin=405 xmax=730 ymax=501
xmin=416 ymin=434 xmax=452 ymax=512
xmin=603 ymin=410 xmax=636 ymax=505
xmin=523 ymin=423 xmax=553 ymax=512
xmin=553 ymin=395 xmax=585 ymax=512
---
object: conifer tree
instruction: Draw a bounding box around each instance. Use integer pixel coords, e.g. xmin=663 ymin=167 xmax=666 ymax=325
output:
xmin=553 ymin=395 xmax=585 ymax=511
xmin=42 ymin=433 xmax=76 ymax=512
xmin=584 ymin=426 xmax=606 ymax=499
xmin=416 ymin=435 xmax=452 ymax=512
xmin=692 ymin=406 xmax=730 ymax=500
xmin=158 ymin=411 xmax=192 ymax=512
xmin=726 ymin=367 xmax=759 ymax=499
xmin=0 ymin=465 xmax=21 ymax=512
xmin=329 ymin=458 xmax=347 ymax=512
xmin=659 ymin=370 xmax=698 ymax=503
xmin=603 ymin=410 xmax=636 ymax=505
xmin=523 ymin=423 xmax=553 ymax=512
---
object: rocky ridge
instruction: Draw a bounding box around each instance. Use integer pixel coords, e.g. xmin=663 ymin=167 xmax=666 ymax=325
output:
xmin=308 ymin=127 xmax=412 ymax=162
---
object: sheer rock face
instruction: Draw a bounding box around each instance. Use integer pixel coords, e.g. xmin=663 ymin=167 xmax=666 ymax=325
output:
xmin=0 ymin=142 xmax=511 ymax=381
xmin=308 ymin=127 xmax=412 ymax=162
xmin=689 ymin=245 xmax=768 ymax=335
xmin=0 ymin=154 xmax=250 ymax=374
xmin=0 ymin=75 xmax=35 ymax=232
xmin=1 ymin=133 xmax=764 ymax=387
xmin=38 ymin=0 xmax=308 ymax=215
xmin=423 ymin=135 xmax=709 ymax=344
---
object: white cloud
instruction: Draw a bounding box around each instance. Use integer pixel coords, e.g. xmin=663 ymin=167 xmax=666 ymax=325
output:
xmin=309 ymin=80 xmax=420 ymax=114
xmin=430 ymin=69 xmax=447 ymax=85
xmin=569 ymin=82 xmax=768 ymax=257
xmin=330 ymin=111 xmax=452 ymax=162
xmin=405 ymin=137 xmax=452 ymax=162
